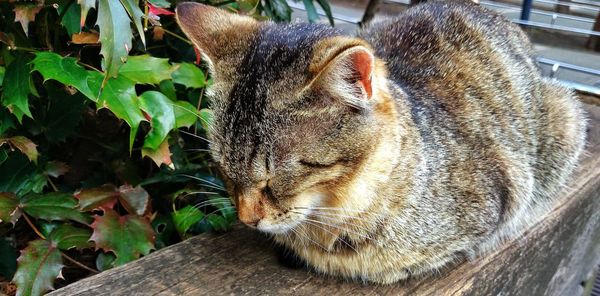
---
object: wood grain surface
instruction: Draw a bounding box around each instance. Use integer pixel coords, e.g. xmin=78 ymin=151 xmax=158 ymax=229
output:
xmin=49 ymin=103 xmax=600 ymax=296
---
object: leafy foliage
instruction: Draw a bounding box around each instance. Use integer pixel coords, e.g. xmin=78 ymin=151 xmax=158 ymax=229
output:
xmin=90 ymin=209 xmax=154 ymax=266
xmin=0 ymin=0 xmax=334 ymax=294
xmin=12 ymin=240 xmax=63 ymax=296
xmin=1 ymin=55 xmax=33 ymax=122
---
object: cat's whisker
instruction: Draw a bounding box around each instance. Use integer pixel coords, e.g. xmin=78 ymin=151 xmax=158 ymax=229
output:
xmin=308 ymin=214 xmax=376 ymax=237
xmin=303 ymin=219 xmax=359 ymax=253
xmin=295 ymin=206 xmax=370 ymax=214
xmin=302 ymin=216 xmax=374 ymax=242
xmin=294 ymin=223 xmax=329 ymax=252
xmin=189 ymin=199 xmax=232 ymax=210
xmin=169 ymin=103 xmax=223 ymax=138
xmin=177 ymin=174 xmax=226 ymax=190
xmin=176 ymin=192 xmax=224 ymax=201
xmin=304 ymin=209 xmax=384 ymax=228
xmin=185 ymin=148 xmax=212 ymax=153
xmin=290 ymin=227 xmax=309 ymax=249
xmin=178 ymin=129 xmax=215 ymax=144
xmin=197 ymin=207 xmax=238 ymax=223
xmin=304 ymin=210 xmax=362 ymax=220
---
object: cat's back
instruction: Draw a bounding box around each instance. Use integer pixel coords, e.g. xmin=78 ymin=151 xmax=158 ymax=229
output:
xmin=360 ymin=0 xmax=586 ymax=241
xmin=359 ymin=0 xmax=537 ymax=86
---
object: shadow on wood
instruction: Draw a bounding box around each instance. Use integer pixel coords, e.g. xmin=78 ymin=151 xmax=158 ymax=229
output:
xmin=49 ymin=102 xmax=600 ymax=296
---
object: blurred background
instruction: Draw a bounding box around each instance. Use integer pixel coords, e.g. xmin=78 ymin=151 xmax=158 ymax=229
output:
xmin=291 ymin=0 xmax=600 ymax=96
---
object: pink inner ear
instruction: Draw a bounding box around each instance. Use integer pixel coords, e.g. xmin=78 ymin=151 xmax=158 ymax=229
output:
xmin=351 ymin=50 xmax=374 ymax=99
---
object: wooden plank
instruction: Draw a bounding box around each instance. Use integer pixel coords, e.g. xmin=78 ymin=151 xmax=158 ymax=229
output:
xmin=49 ymin=103 xmax=600 ymax=296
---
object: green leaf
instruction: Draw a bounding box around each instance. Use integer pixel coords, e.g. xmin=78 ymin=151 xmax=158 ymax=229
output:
xmin=148 ymin=0 xmax=170 ymax=8
xmin=171 ymin=63 xmax=205 ymax=89
xmin=315 ymin=0 xmax=334 ymax=25
xmin=0 ymin=66 xmax=5 ymax=87
xmin=1 ymin=55 xmax=32 ymax=122
xmin=3 ymin=136 xmax=38 ymax=164
xmin=172 ymin=205 xmax=204 ymax=236
xmin=139 ymin=91 xmax=175 ymax=150
xmin=98 ymin=76 xmax=145 ymax=151
xmin=0 ymin=108 xmax=15 ymax=136
xmin=48 ymin=224 xmax=94 ymax=250
xmin=97 ymin=0 xmax=133 ymax=77
xmin=159 ymin=80 xmax=177 ymax=101
xmin=118 ymin=185 xmax=149 ymax=216
xmin=0 ymin=192 xmax=20 ymax=224
xmin=0 ymin=148 xmax=7 ymax=165
xmin=173 ymin=101 xmax=198 ymax=128
xmin=78 ymin=0 xmax=96 ymax=27
xmin=56 ymin=0 xmax=81 ymax=36
xmin=118 ymin=0 xmax=146 ymax=46
xmin=206 ymin=214 xmax=229 ymax=231
xmin=39 ymin=221 xmax=60 ymax=238
xmin=21 ymin=193 xmax=92 ymax=225
xmin=270 ymin=0 xmax=292 ymax=22
xmin=95 ymin=252 xmax=115 ymax=272
xmin=13 ymin=240 xmax=63 ymax=296
xmin=0 ymin=153 xmax=46 ymax=196
xmin=32 ymin=52 xmax=99 ymax=101
xmin=209 ymin=196 xmax=236 ymax=223
xmin=118 ymin=55 xmax=175 ymax=85
xmin=151 ymin=214 xmax=175 ymax=249
xmin=90 ymin=209 xmax=155 ymax=266
xmin=302 ymin=0 xmax=319 ymax=23
xmin=0 ymin=236 xmax=17 ymax=279
xmin=75 ymin=184 xmax=119 ymax=211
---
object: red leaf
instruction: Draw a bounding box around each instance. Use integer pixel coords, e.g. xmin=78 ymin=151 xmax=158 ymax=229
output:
xmin=148 ymin=3 xmax=174 ymax=15
xmin=90 ymin=209 xmax=155 ymax=266
xmin=75 ymin=184 xmax=119 ymax=211
xmin=193 ymin=47 xmax=202 ymax=65
xmin=118 ymin=185 xmax=150 ymax=216
xmin=141 ymin=139 xmax=173 ymax=169
xmin=0 ymin=192 xmax=21 ymax=225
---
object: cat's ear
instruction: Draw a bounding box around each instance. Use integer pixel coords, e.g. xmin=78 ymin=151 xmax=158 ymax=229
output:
xmin=308 ymin=37 xmax=377 ymax=108
xmin=175 ymin=3 xmax=259 ymax=69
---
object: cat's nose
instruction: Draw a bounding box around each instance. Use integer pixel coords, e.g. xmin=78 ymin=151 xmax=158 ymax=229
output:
xmin=237 ymin=190 xmax=265 ymax=228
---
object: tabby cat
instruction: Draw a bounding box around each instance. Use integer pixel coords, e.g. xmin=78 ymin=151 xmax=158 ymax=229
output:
xmin=176 ymin=0 xmax=586 ymax=284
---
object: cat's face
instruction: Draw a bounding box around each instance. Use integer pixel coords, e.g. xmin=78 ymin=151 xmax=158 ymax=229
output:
xmin=177 ymin=3 xmax=385 ymax=234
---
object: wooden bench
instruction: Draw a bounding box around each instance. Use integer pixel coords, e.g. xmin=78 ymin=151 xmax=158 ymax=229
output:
xmin=49 ymin=98 xmax=600 ymax=295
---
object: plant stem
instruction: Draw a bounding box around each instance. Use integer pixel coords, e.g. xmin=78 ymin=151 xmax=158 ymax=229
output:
xmin=47 ymin=177 xmax=59 ymax=192
xmin=194 ymin=88 xmax=205 ymax=135
xmin=161 ymin=28 xmax=193 ymax=45
xmin=144 ymin=1 xmax=149 ymax=31
xmin=62 ymin=253 xmax=99 ymax=274
xmin=11 ymin=47 xmax=38 ymax=53
xmin=24 ymin=208 xmax=100 ymax=274
xmin=23 ymin=213 xmax=46 ymax=240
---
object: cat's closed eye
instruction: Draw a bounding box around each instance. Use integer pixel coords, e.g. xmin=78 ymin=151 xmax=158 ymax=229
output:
xmin=298 ymin=159 xmax=338 ymax=169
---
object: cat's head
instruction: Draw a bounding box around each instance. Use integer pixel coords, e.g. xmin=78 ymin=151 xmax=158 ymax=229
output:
xmin=177 ymin=3 xmax=396 ymax=234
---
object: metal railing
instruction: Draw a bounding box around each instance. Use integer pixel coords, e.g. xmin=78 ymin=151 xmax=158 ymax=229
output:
xmin=481 ymin=0 xmax=600 ymax=95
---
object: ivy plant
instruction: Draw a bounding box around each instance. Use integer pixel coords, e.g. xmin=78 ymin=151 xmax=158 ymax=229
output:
xmin=0 ymin=0 xmax=334 ymax=295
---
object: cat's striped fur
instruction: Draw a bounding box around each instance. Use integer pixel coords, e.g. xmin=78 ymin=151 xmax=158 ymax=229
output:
xmin=176 ymin=0 xmax=586 ymax=284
